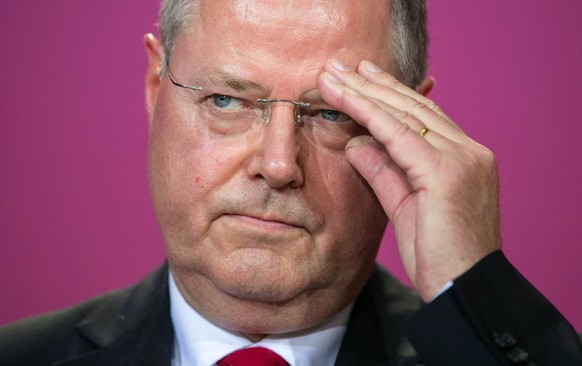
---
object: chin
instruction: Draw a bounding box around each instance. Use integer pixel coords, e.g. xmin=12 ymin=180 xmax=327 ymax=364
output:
xmin=214 ymin=298 xmax=330 ymax=337
xmin=225 ymin=287 xmax=288 ymax=304
xmin=208 ymin=248 xmax=317 ymax=302
xmin=218 ymin=270 xmax=308 ymax=305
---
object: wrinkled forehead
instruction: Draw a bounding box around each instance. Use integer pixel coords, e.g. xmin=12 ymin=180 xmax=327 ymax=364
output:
xmin=199 ymin=0 xmax=386 ymax=34
xmin=172 ymin=0 xmax=393 ymax=89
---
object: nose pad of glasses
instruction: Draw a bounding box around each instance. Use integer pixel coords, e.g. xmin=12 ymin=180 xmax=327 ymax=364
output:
xmin=294 ymin=111 xmax=304 ymax=128
xmin=259 ymin=101 xmax=306 ymax=129
xmin=266 ymin=109 xmax=303 ymax=129
xmin=261 ymin=104 xmax=271 ymax=125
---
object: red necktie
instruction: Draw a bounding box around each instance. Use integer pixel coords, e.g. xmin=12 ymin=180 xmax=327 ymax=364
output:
xmin=217 ymin=347 xmax=289 ymax=366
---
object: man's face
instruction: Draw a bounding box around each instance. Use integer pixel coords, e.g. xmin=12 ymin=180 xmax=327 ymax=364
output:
xmin=146 ymin=0 xmax=393 ymax=334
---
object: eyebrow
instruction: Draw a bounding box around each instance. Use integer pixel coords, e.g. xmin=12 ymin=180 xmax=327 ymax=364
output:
xmin=183 ymin=71 xmax=325 ymax=103
xmin=302 ymin=94 xmax=326 ymax=105
xmin=188 ymin=71 xmax=268 ymax=93
xmin=299 ymin=89 xmax=327 ymax=106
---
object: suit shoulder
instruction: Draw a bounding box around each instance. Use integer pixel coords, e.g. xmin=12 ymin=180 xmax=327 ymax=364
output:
xmin=1 ymin=287 xmax=124 ymax=336
xmin=0 ymin=265 xmax=167 ymax=366
xmin=0 ymin=290 xmax=120 ymax=364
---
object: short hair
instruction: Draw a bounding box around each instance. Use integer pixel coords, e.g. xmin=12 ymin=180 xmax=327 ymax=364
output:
xmin=158 ymin=0 xmax=428 ymax=88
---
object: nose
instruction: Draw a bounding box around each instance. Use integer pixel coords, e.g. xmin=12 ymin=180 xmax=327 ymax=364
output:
xmin=246 ymin=103 xmax=304 ymax=188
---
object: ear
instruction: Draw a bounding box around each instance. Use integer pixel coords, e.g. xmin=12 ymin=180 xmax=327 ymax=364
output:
xmin=415 ymin=76 xmax=435 ymax=96
xmin=144 ymin=33 xmax=163 ymax=124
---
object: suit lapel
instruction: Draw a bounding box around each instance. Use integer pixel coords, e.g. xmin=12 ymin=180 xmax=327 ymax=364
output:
xmin=55 ymin=265 xmax=174 ymax=366
xmin=335 ymin=265 xmax=424 ymax=366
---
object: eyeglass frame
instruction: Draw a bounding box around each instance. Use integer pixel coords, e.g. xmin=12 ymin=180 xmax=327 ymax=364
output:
xmin=166 ymin=66 xmax=313 ymax=127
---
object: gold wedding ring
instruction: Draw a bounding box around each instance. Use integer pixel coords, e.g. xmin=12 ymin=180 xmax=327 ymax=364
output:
xmin=419 ymin=127 xmax=430 ymax=138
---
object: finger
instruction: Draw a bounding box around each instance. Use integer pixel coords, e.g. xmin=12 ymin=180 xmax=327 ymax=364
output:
xmin=349 ymin=85 xmax=455 ymax=154
xmin=344 ymin=136 xmax=413 ymax=219
xmin=362 ymin=94 xmax=457 ymax=154
xmin=318 ymin=71 xmax=440 ymax=175
xmin=325 ymin=59 xmax=465 ymax=141
xmin=358 ymin=60 xmax=455 ymax=123
xmin=366 ymin=95 xmax=433 ymax=139
xmin=359 ymin=92 xmax=426 ymax=133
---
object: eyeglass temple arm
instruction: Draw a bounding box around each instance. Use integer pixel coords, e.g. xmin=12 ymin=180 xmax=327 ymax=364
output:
xmin=167 ymin=70 xmax=203 ymax=91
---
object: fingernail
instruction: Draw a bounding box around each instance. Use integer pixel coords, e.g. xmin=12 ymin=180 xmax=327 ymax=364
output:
xmin=331 ymin=58 xmax=351 ymax=71
xmin=361 ymin=60 xmax=381 ymax=72
xmin=346 ymin=135 xmax=374 ymax=149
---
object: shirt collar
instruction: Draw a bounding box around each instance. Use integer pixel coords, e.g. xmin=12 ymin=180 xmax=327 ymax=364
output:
xmin=169 ymin=271 xmax=353 ymax=366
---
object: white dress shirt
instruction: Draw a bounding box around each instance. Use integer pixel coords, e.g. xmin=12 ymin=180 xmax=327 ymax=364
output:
xmin=169 ymin=272 xmax=353 ymax=366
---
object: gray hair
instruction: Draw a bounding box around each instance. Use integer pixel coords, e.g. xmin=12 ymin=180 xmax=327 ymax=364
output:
xmin=158 ymin=0 xmax=428 ymax=88
xmin=158 ymin=0 xmax=195 ymax=75
xmin=390 ymin=0 xmax=428 ymax=88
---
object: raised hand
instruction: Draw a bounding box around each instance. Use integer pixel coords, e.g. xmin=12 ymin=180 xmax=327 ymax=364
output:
xmin=318 ymin=59 xmax=502 ymax=301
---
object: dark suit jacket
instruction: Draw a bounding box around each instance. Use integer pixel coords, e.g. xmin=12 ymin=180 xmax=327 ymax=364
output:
xmin=1 ymin=251 xmax=581 ymax=365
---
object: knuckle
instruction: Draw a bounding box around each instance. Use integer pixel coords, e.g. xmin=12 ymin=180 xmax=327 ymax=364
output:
xmin=393 ymin=109 xmax=411 ymax=121
xmin=354 ymin=76 xmax=373 ymax=92
xmin=408 ymin=99 xmax=434 ymax=118
xmin=479 ymin=147 xmax=498 ymax=169
xmin=459 ymin=145 xmax=498 ymax=175
xmin=385 ymin=76 xmax=402 ymax=90
xmin=415 ymin=97 xmax=446 ymax=118
xmin=411 ymin=99 xmax=428 ymax=111
xmin=426 ymin=100 xmax=442 ymax=114
xmin=391 ymin=120 xmax=411 ymax=140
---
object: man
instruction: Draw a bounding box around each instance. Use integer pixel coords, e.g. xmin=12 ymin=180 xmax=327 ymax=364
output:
xmin=0 ymin=0 xmax=580 ymax=365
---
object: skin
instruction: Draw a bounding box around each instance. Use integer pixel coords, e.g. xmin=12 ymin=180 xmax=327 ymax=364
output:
xmin=144 ymin=0 xmax=501 ymax=340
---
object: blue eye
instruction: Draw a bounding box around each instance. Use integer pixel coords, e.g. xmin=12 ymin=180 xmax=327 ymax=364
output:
xmin=319 ymin=109 xmax=350 ymax=122
xmin=212 ymin=94 xmax=243 ymax=110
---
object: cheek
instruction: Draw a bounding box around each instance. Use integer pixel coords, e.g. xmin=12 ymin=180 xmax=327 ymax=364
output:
xmin=148 ymin=93 xmax=239 ymax=195
xmin=147 ymin=95 xmax=246 ymax=237
xmin=148 ymin=112 xmax=208 ymax=203
xmin=307 ymin=152 xmax=387 ymax=249
xmin=303 ymin=152 xmax=387 ymax=288
xmin=309 ymin=150 xmax=380 ymax=214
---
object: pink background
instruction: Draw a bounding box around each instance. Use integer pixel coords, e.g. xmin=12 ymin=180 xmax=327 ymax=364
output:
xmin=1 ymin=1 xmax=581 ymax=331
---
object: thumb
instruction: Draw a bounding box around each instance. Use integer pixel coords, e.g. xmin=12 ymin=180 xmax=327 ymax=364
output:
xmin=345 ymin=135 xmax=412 ymax=219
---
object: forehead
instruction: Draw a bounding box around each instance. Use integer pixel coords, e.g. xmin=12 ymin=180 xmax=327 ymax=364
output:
xmin=172 ymin=0 xmax=393 ymax=89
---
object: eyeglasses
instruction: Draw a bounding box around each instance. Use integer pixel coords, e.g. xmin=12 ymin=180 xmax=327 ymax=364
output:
xmin=166 ymin=68 xmax=366 ymax=151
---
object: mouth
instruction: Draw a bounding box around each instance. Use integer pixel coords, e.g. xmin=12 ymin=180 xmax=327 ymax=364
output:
xmin=223 ymin=213 xmax=305 ymax=232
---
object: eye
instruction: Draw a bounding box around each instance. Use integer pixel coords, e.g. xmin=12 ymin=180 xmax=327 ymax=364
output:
xmin=319 ymin=109 xmax=351 ymax=122
xmin=212 ymin=94 xmax=243 ymax=110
